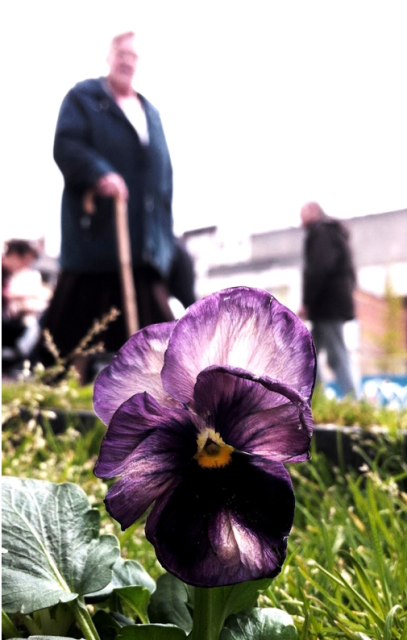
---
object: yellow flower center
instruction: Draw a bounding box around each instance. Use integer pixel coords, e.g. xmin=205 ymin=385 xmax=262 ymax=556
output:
xmin=194 ymin=428 xmax=234 ymax=468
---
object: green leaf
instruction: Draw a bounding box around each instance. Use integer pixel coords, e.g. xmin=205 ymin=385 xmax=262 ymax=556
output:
xmin=28 ymin=602 xmax=74 ymax=637
xmin=86 ymin=557 xmax=156 ymax=601
xmin=2 ymin=610 xmax=22 ymax=639
xmin=148 ymin=573 xmax=193 ymax=633
xmin=2 ymin=476 xmax=120 ymax=614
xmin=211 ymin=579 xmax=272 ymax=620
xmin=112 ymin=558 xmax=156 ymax=593
xmin=92 ymin=609 xmax=133 ymax=638
xmin=190 ymin=579 xmax=272 ymax=640
xmin=221 ymin=608 xmax=298 ymax=639
xmin=116 ymin=586 xmax=153 ymax=624
xmin=117 ymin=624 xmax=187 ymax=639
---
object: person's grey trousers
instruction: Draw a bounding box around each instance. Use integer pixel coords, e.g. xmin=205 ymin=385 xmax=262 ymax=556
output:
xmin=311 ymin=320 xmax=356 ymax=397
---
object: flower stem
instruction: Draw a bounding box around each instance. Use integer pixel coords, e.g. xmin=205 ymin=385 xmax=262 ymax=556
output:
xmin=190 ymin=587 xmax=223 ymax=640
xmin=68 ymin=597 xmax=101 ymax=640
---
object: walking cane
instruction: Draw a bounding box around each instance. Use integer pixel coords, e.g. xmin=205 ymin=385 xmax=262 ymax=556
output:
xmin=83 ymin=191 xmax=139 ymax=338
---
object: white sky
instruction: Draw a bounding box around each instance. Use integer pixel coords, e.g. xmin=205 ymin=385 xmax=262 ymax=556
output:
xmin=2 ymin=1 xmax=406 ymax=256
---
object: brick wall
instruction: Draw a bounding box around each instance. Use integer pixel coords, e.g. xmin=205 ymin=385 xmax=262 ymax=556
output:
xmin=355 ymin=289 xmax=407 ymax=374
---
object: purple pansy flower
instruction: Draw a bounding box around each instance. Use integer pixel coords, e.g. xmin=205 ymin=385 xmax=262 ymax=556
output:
xmin=93 ymin=287 xmax=316 ymax=587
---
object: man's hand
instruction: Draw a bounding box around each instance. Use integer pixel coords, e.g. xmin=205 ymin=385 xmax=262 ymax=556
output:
xmin=95 ymin=173 xmax=129 ymax=200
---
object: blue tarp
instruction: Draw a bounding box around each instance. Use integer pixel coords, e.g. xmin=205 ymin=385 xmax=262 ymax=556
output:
xmin=326 ymin=375 xmax=407 ymax=408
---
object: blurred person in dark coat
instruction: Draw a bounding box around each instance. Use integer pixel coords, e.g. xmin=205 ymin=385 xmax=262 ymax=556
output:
xmin=299 ymin=202 xmax=357 ymax=397
xmin=40 ymin=31 xmax=175 ymax=373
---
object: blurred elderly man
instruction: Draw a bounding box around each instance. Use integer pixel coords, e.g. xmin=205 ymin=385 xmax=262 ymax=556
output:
xmin=39 ymin=31 xmax=175 ymax=381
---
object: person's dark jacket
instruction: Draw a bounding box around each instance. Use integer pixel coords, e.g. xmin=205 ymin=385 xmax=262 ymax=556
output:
xmin=168 ymin=238 xmax=196 ymax=308
xmin=302 ymin=218 xmax=356 ymax=321
xmin=54 ymin=78 xmax=174 ymax=277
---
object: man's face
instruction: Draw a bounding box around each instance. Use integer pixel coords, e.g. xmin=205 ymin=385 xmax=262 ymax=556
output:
xmin=107 ymin=35 xmax=138 ymax=89
xmin=301 ymin=203 xmax=320 ymax=227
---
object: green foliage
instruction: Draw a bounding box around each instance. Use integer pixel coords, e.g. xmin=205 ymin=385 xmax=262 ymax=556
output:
xmin=3 ymin=371 xmax=406 ymax=435
xmin=263 ymin=447 xmax=407 ymax=638
xmin=2 ymin=381 xmax=162 ymax=582
xmin=2 ymin=374 xmax=407 ymax=638
xmin=2 ymin=477 xmax=120 ymax=614
xmin=117 ymin=625 xmax=187 ymax=639
xmin=2 ymin=478 xmax=286 ymax=640
xmin=2 ymin=365 xmax=94 ymax=413
xmin=148 ymin=574 xmax=193 ymax=632
xmin=154 ymin=574 xmax=273 ymax=640
xmin=311 ymin=385 xmax=407 ymax=433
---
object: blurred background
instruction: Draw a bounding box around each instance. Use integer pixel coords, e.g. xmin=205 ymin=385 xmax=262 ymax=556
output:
xmin=2 ymin=0 xmax=406 ymax=250
xmin=2 ymin=0 xmax=407 ymax=401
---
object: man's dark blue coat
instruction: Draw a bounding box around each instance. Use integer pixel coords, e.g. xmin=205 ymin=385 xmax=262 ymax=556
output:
xmin=54 ymin=78 xmax=174 ymax=276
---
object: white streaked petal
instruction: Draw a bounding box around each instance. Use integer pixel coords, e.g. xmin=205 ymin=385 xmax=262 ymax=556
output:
xmin=94 ymin=321 xmax=178 ymax=424
xmin=162 ymin=287 xmax=315 ymax=405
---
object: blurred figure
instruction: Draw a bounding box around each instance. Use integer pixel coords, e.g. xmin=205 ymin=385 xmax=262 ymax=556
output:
xmin=2 ymin=240 xmax=50 ymax=372
xmin=299 ymin=202 xmax=357 ymax=397
xmin=39 ymin=31 xmax=175 ymax=377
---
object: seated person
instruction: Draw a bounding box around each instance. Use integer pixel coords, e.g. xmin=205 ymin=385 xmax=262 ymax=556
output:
xmin=2 ymin=239 xmax=51 ymax=366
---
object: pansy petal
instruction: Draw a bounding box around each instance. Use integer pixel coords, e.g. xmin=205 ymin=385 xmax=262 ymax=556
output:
xmin=103 ymin=432 xmax=189 ymax=529
xmin=94 ymin=392 xmax=200 ymax=479
xmin=94 ymin=321 xmax=177 ymax=425
xmin=103 ymin=474 xmax=179 ymax=531
xmin=162 ymin=287 xmax=316 ymax=406
xmin=194 ymin=366 xmax=313 ymax=462
xmin=145 ymin=453 xmax=295 ymax=587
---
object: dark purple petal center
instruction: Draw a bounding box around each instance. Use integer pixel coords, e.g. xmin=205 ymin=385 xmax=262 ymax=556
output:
xmin=146 ymin=452 xmax=295 ymax=587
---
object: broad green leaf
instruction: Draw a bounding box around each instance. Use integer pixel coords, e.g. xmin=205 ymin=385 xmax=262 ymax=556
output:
xmin=148 ymin=574 xmax=193 ymax=633
xmin=112 ymin=558 xmax=156 ymax=593
xmin=92 ymin=609 xmax=133 ymax=639
xmin=210 ymin=578 xmax=272 ymax=620
xmin=2 ymin=476 xmax=120 ymax=614
xmin=86 ymin=559 xmax=155 ymax=625
xmin=86 ymin=557 xmax=156 ymax=601
xmin=116 ymin=586 xmax=153 ymax=624
xmin=117 ymin=624 xmax=186 ymax=639
xmin=221 ymin=608 xmax=298 ymax=639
